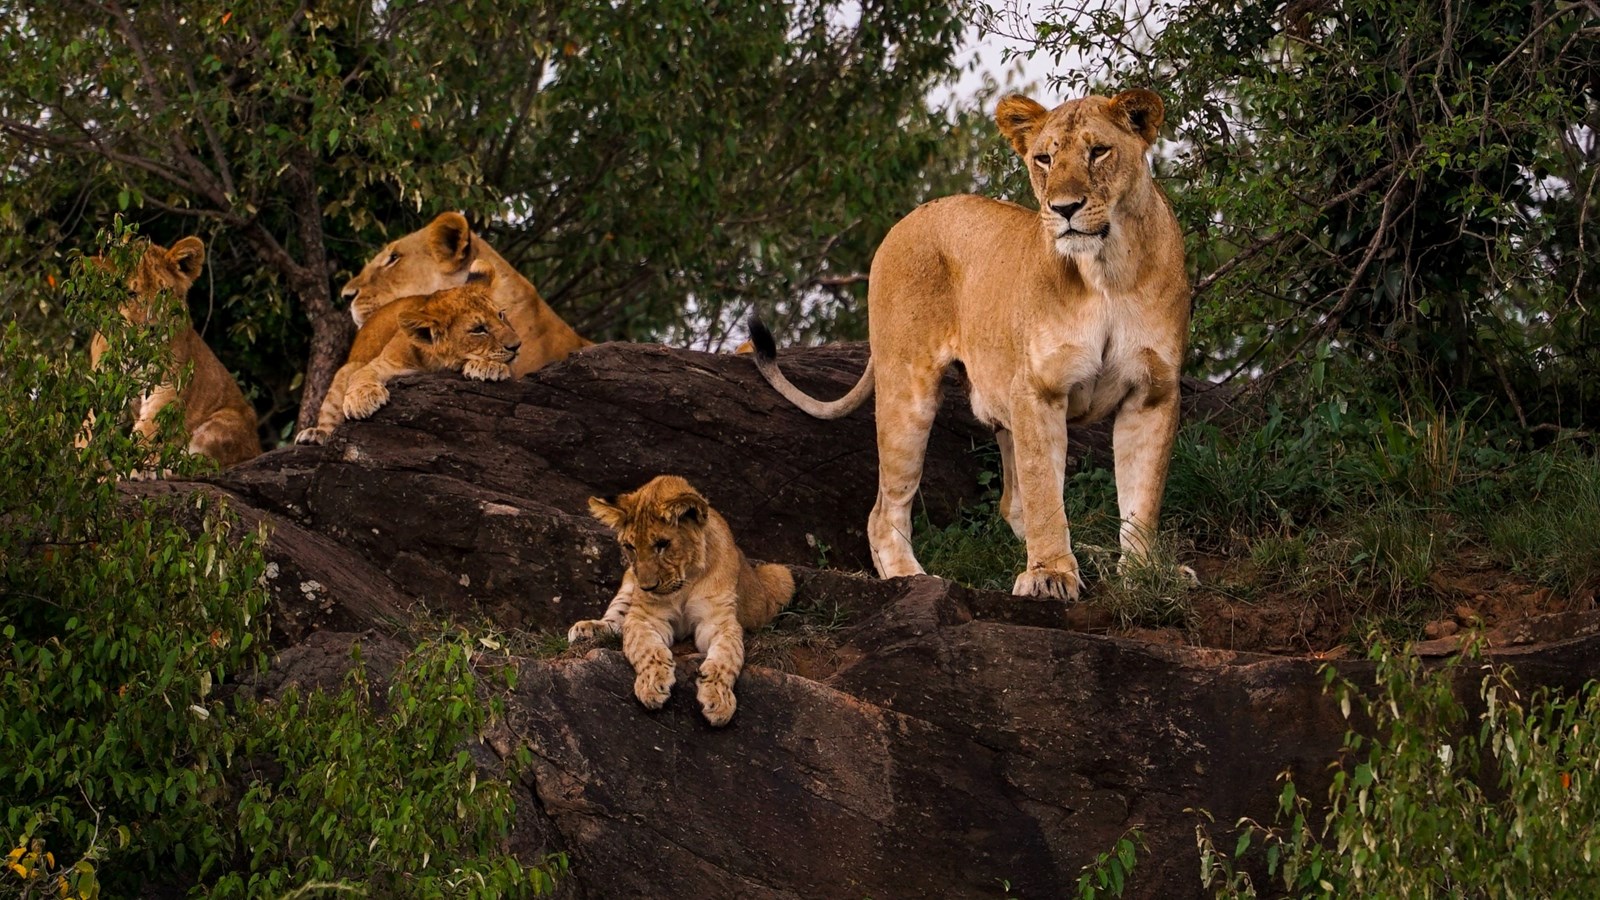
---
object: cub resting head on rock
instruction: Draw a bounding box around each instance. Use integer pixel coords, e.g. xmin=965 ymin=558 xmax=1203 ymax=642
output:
xmin=570 ymin=475 xmax=795 ymax=727
xmin=82 ymin=236 xmax=261 ymax=471
xmin=295 ymin=261 xmax=520 ymax=445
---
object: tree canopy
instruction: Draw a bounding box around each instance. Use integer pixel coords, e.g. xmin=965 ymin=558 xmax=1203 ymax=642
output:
xmin=1 ymin=0 xmax=977 ymax=440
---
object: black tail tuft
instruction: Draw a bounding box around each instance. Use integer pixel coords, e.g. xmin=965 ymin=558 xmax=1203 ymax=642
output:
xmin=746 ymin=313 xmax=778 ymax=362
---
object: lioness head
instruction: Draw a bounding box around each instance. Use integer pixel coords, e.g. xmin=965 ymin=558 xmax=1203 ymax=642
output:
xmin=399 ymin=262 xmax=520 ymax=370
xmin=115 ymin=236 xmax=205 ymax=325
xmin=344 ymin=211 xmax=476 ymax=326
xmin=995 ymin=89 xmax=1165 ymax=256
xmin=588 ymin=475 xmax=712 ymax=595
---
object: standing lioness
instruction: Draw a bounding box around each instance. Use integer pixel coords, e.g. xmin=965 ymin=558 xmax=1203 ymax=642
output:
xmin=751 ymin=90 xmax=1190 ymax=600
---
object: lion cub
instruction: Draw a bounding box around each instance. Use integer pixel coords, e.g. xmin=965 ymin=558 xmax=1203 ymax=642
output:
xmin=84 ymin=236 xmax=261 ymax=469
xmin=570 ymin=475 xmax=795 ymax=727
xmin=295 ymin=261 xmax=520 ymax=444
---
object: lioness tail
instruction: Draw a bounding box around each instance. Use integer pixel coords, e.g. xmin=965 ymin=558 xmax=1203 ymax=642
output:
xmin=747 ymin=315 xmax=874 ymax=420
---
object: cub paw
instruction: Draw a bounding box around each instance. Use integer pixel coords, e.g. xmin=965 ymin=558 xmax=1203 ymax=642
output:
xmin=697 ymin=663 xmax=739 ymax=727
xmin=1012 ymin=562 xmax=1083 ymax=601
xmin=342 ymin=382 xmax=390 ymax=420
xmin=462 ymin=358 xmax=512 ymax=382
xmin=294 ymin=427 xmax=330 ymax=446
xmin=567 ymin=619 xmax=618 ymax=643
xmin=633 ymin=661 xmax=675 ymax=710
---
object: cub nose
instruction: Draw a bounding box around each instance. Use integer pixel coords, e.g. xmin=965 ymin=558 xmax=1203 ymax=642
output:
xmin=1050 ymin=199 xmax=1085 ymax=221
xmin=341 ymin=286 xmax=359 ymax=302
xmin=507 ymin=339 xmax=522 ymax=352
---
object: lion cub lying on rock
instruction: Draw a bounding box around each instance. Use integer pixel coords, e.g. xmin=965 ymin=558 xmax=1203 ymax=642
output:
xmin=296 ymin=261 xmax=520 ymax=445
xmin=570 ymin=475 xmax=795 ymax=727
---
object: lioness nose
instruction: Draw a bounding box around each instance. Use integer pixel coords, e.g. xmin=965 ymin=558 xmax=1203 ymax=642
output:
xmin=1050 ymin=199 xmax=1085 ymax=220
xmin=341 ymin=286 xmax=359 ymax=302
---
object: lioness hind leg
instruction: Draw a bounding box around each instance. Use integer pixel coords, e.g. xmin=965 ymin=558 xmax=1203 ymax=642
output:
xmin=866 ymin=366 xmax=942 ymax=579
xmin=188 ymin=409 xmax=260 ymax=468
xmin=996 ymin=427 xmax=1025 ymax=540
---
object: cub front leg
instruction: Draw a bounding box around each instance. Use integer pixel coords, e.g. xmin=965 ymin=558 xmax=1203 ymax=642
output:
xmin=1009 ymin=395 xmax=1082 ymax=600
xmin=461 ymin=357 xmax=512 ymax=382
xmin=622 ymin=610 xmax=675 ymax=710
xmin=693 ymin=605 xmax=746 ymax=727
xmin=342 ymin=359 xmax=412 ymax=422
xmin=568 ymin=571 xmax=638 ymax=642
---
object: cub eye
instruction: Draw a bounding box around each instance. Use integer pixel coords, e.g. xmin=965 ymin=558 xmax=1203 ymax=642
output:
xmin=1033 ymin=153 xmax=1052 ymax=167
xmin=621 ymin=541 xmax=635 ymax=553
xmin=383 ymin=250 xmax=400 ymax=267
xmin=654 ymin=539 xmax=671 ymax=551
xmin=470 ymin=324 xmax=489 ymax=335
xmin=1089 ymin=145 xmax=1111 ymax=162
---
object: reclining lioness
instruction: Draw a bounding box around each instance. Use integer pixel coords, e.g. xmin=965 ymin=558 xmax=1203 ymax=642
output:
xmin=295 ymin=262 xmax=521 ymax=444
xmin=570 ymin=475 xmax=795 ymax=727
xmin=341 ymin=211 xmax=589 ymax=377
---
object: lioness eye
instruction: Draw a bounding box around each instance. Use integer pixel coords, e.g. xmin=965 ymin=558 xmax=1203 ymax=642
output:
xmin=1033 ymin=153 xmax=1051 ymax=167
xmin=654 ymin=539 xmax=670 ymax=551
xmin=1089 ymin=145 xmax=1111 ymax=161
xmin=497 ymin=310 xmax=508 ymax=323
xmin=384 ymin=250 xmax=400 ymax=266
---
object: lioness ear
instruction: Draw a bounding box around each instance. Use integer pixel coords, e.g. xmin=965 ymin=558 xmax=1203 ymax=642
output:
xmin=427 ymin=212 xmax=473 ymax=270
xmin=167 ymin=236 xmax=206 ymax=283
xmin=399 ymin=311 xmax=440 ymax=344
xmin=588 ymin=495 xmax=626 ymax=530
xmin=465 ymin=259 xmax=496 ymax=287
xmin=995 ymin=95 xmax=1049 ymax=157
xmin=1108 ymin=89 xmax=1165 ymax=146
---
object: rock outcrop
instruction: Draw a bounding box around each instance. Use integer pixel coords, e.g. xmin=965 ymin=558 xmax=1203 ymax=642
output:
xmin=128 ymin=343 xmax=1600 ymax=898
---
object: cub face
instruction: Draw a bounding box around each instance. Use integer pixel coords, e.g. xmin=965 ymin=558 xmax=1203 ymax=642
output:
xmin=588 ymin=475 xmax=712 ymax=595
xmin=117 ymin=236 xmax=206 ymax=325
xmin=398 ymin=265 xmax=521 ymax=373
xmin=344 ymin=211 xmax=475 ymax=326
xmin=995 ymin=89 xmax=1165 ymax=256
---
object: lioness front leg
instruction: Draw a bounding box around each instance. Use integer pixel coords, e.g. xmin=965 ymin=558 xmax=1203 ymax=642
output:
xmin=1112 ymin=390 xmax=1196 ymax=584
xmin=296 ymin=364 xmax=356 ymax=445
xmin=622 ymin=612 xmax=675 ymax=710
xmin=693 ymin=607 xmax=745 ymax=727
xmin=568 ymin=571 xmax=638 ymax=642
xmin=1009 ymin=396 xmax=1082 ymax=600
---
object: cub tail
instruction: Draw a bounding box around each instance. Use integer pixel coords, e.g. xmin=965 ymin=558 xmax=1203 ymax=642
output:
xmin=737 ymin=560 xmax=796 ymax=630
xmin=747 ymin=314 xmax=874 ymax=420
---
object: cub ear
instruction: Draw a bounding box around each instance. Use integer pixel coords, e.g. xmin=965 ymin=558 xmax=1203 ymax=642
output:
xmin=167 ymin=236 xmax=206 ymax=283
xmin=427 ymin=211 xmax=473 ymax=270
xmin=1108 ymin=88 xmax=1165 ymax=146
xmin=588 ymin=495 xmax=626 ymax=530
xmin=398 ymin=310 xmax=440 ymax=344
xmin=995 ymin=95 xmax=1049 ymax=157
xmin=666 ymin=491 xmax=710 ymax=528
xmin=465 ymin=259 xmax=496 ymax=287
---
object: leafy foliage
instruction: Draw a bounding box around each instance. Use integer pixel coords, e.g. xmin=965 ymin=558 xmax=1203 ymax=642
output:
xmin=981 ymin=0 xmax=1600 ymax=429
xmin=0 ymin=228 xmax=562 ymax=896
xmin=1197 ymin=647 xmax=1600 ymax=898
xmin=0 ymin=0 xmax=977 ymax=438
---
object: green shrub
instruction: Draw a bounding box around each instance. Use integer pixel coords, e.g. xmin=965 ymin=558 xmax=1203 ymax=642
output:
xmin=1198 ymin=646 xmax=1600 ymax=898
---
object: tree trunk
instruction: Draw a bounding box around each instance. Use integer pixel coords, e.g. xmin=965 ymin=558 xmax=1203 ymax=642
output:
xmin=285 ymin=159 xmax=352 ymax=432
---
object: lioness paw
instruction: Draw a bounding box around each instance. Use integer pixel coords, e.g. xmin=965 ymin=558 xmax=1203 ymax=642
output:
xmin=343 ymin=382 xmax=390 ymax=420
xmin=1012 ymin=564 xmax=1083 ymax=601
xmin=462 ymin=358 xmax=512 ymax=382
xmin=634 ymin=662 xmax=675 ymax=710
xmin=567 ymin=619 xmax=619 ymax=643
xmin=295 ymin=426 xmax=330 ymax=446
xmin=697 ymin=664 xmax=738 ymax=727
